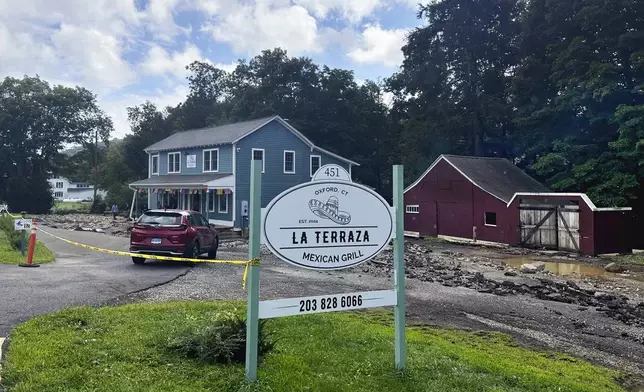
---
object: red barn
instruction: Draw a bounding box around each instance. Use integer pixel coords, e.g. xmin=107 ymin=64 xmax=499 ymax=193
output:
xmin=403 ymin=155 xmax=634 ymax=255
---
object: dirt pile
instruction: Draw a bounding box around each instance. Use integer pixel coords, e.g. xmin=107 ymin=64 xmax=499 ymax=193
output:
xmin=37 ymin=214 xmax=132 ymax=237
xmin=364 ymin=242 xmax=644 ymax=327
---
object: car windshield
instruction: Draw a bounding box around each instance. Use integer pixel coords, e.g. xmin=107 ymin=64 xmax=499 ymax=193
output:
xmin=137 ymin=212 xmax=183 ymax=226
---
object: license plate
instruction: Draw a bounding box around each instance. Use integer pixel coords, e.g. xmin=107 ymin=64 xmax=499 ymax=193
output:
xmin=151 ymin=238 xmax=162 ymax=244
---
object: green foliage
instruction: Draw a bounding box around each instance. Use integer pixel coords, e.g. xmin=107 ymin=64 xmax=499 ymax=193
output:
xmin=0 ymin=75 xmax=112 ymax=213
xmin=0 ymin=219 xmax=54 ymax=264
xmin=167 ymin=310 xmax=275 ymax=365
xmin=387 ymin=0 xmax=644 ymax=207
xmin=0 ymin=214 xmax=23 ymax=250
xmin=51 ymin=201 xmax=92 ymax=215
xmin=90 ymin=194 xmax=106 ymax=214
xmin=1 ymin=301 xmax=626 ymax=392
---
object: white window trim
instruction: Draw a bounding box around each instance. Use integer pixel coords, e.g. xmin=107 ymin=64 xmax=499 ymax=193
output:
xmin=484 ymin=212 xmax=497 ymax=227
xmin=406 ymin=205 xmax=420 ymax=214
xmin=168 ymin=152 xmax=181 ymax=174
xmin=208 ymin=192 xmax=216 ymax=212
xmin=251 ymin=148 xmax=265 ymax=173
xmin=203 ymin=148 xmax=219 ymax=173
xmin=151 ymin=154 xmax=159 ymax=175
xmin=283 ymin=150 xmax=295 ymax=174
xmin=218 ymin=193 xmax=228 ymax=214
xmin=310 ymin=154 xmax=321 ymax=177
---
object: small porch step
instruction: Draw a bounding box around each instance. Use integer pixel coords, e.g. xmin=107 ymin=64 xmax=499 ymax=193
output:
xmin=218 ymin=228 xmax=242 ymax=241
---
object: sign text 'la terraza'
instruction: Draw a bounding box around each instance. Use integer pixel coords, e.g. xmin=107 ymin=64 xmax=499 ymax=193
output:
xmin=262 ymin=165 xmax=394 ymax=270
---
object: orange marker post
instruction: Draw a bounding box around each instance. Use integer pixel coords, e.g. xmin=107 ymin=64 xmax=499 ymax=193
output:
xmin=19 ymin=218 xmax=40 ymax=268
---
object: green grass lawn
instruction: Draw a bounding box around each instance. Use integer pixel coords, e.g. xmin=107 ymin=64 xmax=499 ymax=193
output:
xmin=52 ymin=201 xmax=91 ymax=214
xmin=0 ymin=301 xmax=626 ymax=392
xmin=611 ymin=253 xmax=644 ymax=266
xmin=0 ymin=230 xmax=54 ymax=264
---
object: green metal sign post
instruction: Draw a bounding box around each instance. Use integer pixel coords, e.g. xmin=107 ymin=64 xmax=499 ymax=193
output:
xmin=245 ymin=159 xmax=262 ymax=382
xmin=393 ymin=165 xmax=406 ymax=370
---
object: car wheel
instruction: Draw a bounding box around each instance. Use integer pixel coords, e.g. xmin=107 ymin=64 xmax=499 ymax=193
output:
xmin=208 ymin=238 xmax=218 ymax=259
xmin=186 ymin=241 xmax=200 ymax=259
xmin=132 ymin=256 xmax=145 ymax=265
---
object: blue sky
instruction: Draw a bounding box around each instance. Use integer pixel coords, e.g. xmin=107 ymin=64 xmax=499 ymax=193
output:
xmin=0 ymin=0 xmax=424 ymax=137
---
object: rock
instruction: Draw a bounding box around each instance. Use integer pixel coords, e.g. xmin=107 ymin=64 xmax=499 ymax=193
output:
xmin=532 ymin=261 xmax=546 ymax=271
xmin=604 ymin=262 xmax=625 ymax=273
xmin=546 ymin=293 xmax=563 ymax=301
xmin=594 ymin=292 xmax=612 ymax=300
xmin=572 ymin=321 xmax=586 ymax=329
xmin=504 ymin=270 xmax=518 ymax=276
xmin=520 ymin=264 xmax=538 ymax=274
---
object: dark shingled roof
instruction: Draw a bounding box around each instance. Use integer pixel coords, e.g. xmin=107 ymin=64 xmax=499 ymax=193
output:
xmin=144 ymin=116 xmax=276 ymax=152
xmin=442 ymin=155 xmax=550 ymax=202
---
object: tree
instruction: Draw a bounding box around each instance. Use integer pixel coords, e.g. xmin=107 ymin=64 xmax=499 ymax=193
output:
xmin=513 ymin=0 xmax=644 ymax=206
xmin=0 ymin=75 xmax=112 ymax=212
xmin=386 ymin=0 xmax=523 ymax=185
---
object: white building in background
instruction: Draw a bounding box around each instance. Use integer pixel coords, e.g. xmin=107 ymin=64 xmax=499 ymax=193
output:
xmin=48 ymin=176 xmax=107 ymax=201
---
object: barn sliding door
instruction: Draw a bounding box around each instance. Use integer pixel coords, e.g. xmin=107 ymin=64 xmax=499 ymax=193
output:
xmin=519 ymin=205 xmax=579 ymax=251
xmin=557 ymin=207 xmax=580 ymax=251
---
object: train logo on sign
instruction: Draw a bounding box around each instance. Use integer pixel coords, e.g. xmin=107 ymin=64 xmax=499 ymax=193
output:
xmin=262 ymin=164 xmax=394 ymax=270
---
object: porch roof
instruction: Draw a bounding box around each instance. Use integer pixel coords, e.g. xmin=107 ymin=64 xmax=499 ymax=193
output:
xmin=129 ymin=173 xmax=234 ymax=189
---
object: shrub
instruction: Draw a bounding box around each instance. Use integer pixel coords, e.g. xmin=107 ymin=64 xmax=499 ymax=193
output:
xmin=90 ymin=194 xmax=106 ymax=214
xmin=50 ymin=202 xmax=91 ymax=215
xmin=0 ymin=215 xmax=23 ymax=250
xmin=166 ymin=311 xmax=276 ymax=365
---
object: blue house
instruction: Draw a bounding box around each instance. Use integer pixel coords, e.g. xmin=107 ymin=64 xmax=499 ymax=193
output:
xmin=129 ymin=115 xmax=359 ymax=229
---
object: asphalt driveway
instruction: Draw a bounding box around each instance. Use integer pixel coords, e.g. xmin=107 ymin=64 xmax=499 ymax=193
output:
xmin=0 ymin=227 xmax=191 ymax=336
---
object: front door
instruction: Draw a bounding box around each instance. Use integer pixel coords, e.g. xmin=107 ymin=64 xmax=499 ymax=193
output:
xmin=191 ymin=193 xmax=202 ymax=212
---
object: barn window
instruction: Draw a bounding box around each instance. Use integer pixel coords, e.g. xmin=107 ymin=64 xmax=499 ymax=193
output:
xmin=484 ymin=212 xmax=497 ymax=226
xmin=406 ymin=205 xmax=419 ymax=214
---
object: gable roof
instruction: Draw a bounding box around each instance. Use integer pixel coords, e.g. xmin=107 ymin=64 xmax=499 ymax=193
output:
xmin=144 ymin=116 xmax=275 ymax=152
xmin=144 ymin=115 xmax=359 ymax=166
xmin=404 ymin=154 xmax=550 ymax=203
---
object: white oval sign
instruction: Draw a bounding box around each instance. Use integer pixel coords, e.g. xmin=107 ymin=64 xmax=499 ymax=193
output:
xmin=263 ymin=179 xmax=393 ymax=270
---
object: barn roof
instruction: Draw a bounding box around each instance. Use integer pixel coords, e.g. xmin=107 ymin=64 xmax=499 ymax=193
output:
xmin=404 ymin=154 xmax=550 ymax=203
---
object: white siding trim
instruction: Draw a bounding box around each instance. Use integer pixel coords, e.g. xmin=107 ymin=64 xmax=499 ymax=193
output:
xmin=310 ymin=154 xmax=321 ymax=177
xmin=168 ymin=151 xmax=181 ymax=174
xmin=218 ymin=193 xmax=229 ymax=214
xmin=202 ymin=148 xmax=219 ymax=173
xmin=251 ymin=148 xmax=265 ymax=173
xmin=403 ymin=155 xmax=507 ymax=203
xmin=484 ymin=212 xmax=497 ymax=227
xmin=208 ymin=192 xmax=216 ymax=212
xmin=505 ymin=192 xmax=633 ymax=211
xmin=232 ymin=142 xmax=237 ymax=227
xmin=151 ymin=154 xmax=159 ymax=176
xmin=283 ymin=150 xmax=295 ymax=174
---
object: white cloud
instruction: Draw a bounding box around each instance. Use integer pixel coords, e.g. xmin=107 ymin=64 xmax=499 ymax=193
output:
xmin=141 ymin=44 xmax=209 ymax=78
xmin=101 ymin=84 xmax=190 ymax=138
xmin=201 ymin=2 xmax=322 ymax=55
xmin=214 ymin=62 xmax=239 ymax=73
xmin=348 ymin=23 xmax=408 ymax=68
xmin=0 ymin=0 xmax=418 ymax=137
xmin=293 ymin=0 xmax=382 ymax=22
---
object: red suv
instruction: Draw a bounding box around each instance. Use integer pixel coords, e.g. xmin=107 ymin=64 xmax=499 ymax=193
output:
xmin=129 ymin=209 xmax=219 ymax=264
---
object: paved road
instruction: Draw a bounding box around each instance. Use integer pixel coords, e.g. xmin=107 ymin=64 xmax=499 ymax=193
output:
xmin=0 ymin=227 xmax=191 ymax=336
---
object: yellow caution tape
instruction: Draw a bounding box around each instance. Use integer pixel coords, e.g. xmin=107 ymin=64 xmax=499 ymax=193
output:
xmin=36 ymin=227 xmax=259 ymax=288
xmin=3 ymin=211 xmax=21 ymax=219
